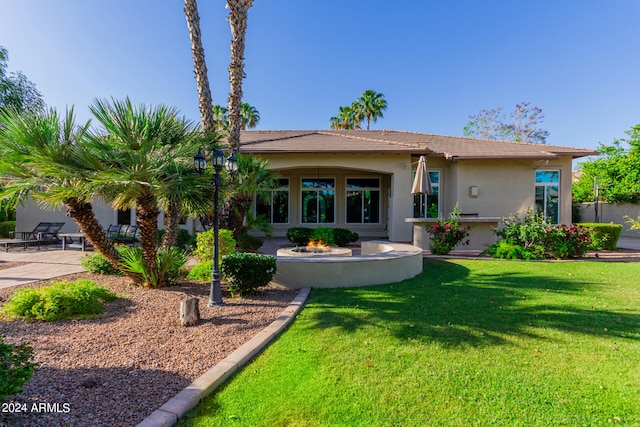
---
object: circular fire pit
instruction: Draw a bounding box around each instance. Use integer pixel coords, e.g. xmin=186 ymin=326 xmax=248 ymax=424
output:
xmin=277 ymin=246 xmax=352 ymax=257
xmin=273 ymin=241 xmax=423 ymax=289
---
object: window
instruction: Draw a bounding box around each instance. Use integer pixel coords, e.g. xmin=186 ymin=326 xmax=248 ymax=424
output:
xmin=535 ymin=170 xmax=559 ymax=223
xmin=301 ymin=178 xmax=335 ymax=224
xmin=413 ymin=171 xmax=440 ymax=218
xmin=117 ymin=208 xmax=132 ymax=225
xmin=346 ymin=178 xmax=380 ymax=223
xmin=256 ymin=179 xmax=289 ymax=224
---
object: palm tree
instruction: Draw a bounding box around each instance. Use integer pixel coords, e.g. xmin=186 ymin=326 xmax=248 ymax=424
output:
xmin=88 ymin=97 xmax=205 ymax=286
xmin=212 ymin=102 xmax=259 ymax=132
xmin=220 ymin=154 xmax=279 ymax=238
xmin=329 ymin=105 xmax=360 ymax=130
xmin=0 ymin=107 xmax=130 ymax=279
xmin=240 ymin=102 xmax=260 ymax=130
xmin=184 ymin=0 xmax=215 ymax=134
xmin=212 ymin=104 xmax=229 ymax=131
xmin=226 ymin=0 xmax=254 ymax=152
xmin=357 ymin=89 xmax=387 ymax=130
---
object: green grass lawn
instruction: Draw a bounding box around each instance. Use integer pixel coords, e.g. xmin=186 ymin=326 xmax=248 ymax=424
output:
xmin=179 ymin=259 xmax=640 ymax=427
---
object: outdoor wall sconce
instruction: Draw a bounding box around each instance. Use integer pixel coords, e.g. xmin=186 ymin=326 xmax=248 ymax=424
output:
xmin=469 ymin=186 xmax=479 ymax=198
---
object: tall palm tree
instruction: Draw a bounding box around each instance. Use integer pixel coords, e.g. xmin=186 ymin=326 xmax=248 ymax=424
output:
xmin=184 ymin=0 xmax=215 ymax=134
xmin=220 ymin=154 xmax=279 ymax=238
xmin=329 ymin=105 xmax=360 ymax=130
xmin=0 ymin=107 xmax=130 ymax=279
xmin=357 ymin=89 xmax=387 ymax=130
xmin=240 ymin=102 xmax=260 ymax=130
xmin=212 ymin=104 xmax=229 ymax=132
xmin=226 ymin=0 xmax=254 ymax=152
xmin=88 ymin=97 xmax=204 ymax=286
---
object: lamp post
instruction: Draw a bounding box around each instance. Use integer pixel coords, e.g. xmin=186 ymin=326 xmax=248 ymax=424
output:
xmin=194 ymin=147 xmax=238 ymax=307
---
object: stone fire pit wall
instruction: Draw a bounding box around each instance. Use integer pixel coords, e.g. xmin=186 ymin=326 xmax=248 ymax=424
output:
xmin=271 ymin=241 xmax=423 ymax=289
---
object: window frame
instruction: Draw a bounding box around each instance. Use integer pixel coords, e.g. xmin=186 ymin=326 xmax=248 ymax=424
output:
xmin=300 ymin=177 xmax=336 ymax=224
xmin=255 ymin=178 xmax=290 ymax=224
xmin=345 ymin=177 xmax=381 ymax=224
xmin=413 ymin=169 xmax=441 ymax=219
xmin=534 ymin=169 xmax=560 ymax=224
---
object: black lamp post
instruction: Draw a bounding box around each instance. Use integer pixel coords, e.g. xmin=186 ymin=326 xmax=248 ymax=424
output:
xmin=194 ymin=148 xmax=238 ymax=307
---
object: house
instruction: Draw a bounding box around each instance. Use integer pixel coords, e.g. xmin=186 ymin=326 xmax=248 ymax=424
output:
xmin=16 ymin=130 xmax=597 ymax=250
xmin=239 ymin=130 xmax=597 ymax=249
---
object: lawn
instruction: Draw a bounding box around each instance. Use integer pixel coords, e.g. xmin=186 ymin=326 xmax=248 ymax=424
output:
xmin=179 ymin=259 xmax=640 ymax=427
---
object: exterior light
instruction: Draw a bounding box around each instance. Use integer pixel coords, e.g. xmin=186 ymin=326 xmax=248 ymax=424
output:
xmin=194 ymin=146 xmax=234 ymax=307
xmin=193 ymin=149 xmax=207 ymax=174
xmin=210 ymin=147 xmax=225 ymax=170
xmin=226 ymin=153 xmax=238 ymax=174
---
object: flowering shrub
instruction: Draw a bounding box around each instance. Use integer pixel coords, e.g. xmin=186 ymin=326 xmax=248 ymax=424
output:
xmin=542 ymin=224 xmax=592 ymax=259
xmin=488 ymin=211 xmax=592 ymax=259
xmin=425 ymin=208 xmax=471 ymax=255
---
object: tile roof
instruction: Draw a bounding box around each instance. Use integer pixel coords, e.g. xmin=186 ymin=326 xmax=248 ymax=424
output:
xmin=238 ymin=130 xmax=598 ymax=160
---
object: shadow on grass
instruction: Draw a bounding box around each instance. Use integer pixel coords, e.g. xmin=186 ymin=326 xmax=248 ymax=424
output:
xmin=304 ymin=259 xmax=639 ymax=347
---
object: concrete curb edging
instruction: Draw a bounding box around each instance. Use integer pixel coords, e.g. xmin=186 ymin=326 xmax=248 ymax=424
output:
xmin=136 ymin=287 xmax=311 ymax=427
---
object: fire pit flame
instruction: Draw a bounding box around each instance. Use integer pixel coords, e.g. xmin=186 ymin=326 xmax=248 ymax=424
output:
xmin=294 ymin=239 xmax=331 ymax=253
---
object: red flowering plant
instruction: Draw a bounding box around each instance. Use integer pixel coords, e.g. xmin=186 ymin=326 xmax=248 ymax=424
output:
xmin=542 ymin=224 xmax=592 ymax=259
xmin=425 ymin=206 xmax=472 ymax=255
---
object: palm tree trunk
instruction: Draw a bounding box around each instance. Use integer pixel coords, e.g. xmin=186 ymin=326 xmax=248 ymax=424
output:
xmin=184 ymin=0 xmax=215 ymax=134
xmin=226 ymin=0 xmax=253 ymax=152
xmin=161 ymin=199 xmax=180 ymax=249
xmin=136 ymin=190 xmax=160 ymax=286
xmin=65 ymin=199 xmax=143 ymax=283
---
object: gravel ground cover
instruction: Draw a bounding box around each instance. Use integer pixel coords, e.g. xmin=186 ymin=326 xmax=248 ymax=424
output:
xmin=0 ymin=272 xmax=297 ymax=427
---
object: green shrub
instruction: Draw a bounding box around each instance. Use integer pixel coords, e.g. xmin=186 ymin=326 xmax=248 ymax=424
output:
xmin=237 ymin=233 xmax=264 ymax=252
xmin=0 ymin=334 xmax=38 ymax=402
xmin=187 ymin=260 xmax=212 ymax=283
xmin=1 ymin=279 xmax=118 ymax=322
xmin=331 ymin=228 xmax=359 ymax=246
xmin=485 ymin=241 xmax=544 ymax=260
xmin=286 ymin=227 xmax=359 ymax=247
xmin=81 ymin=250 xmax=123 ymax=275
xmin=542 ymin=224 xmax=592 ymax=258
xmin=157 ymin=228 xmax=193 ymax=248
xmin=222 ymin=253 xmax=277 ymax=297
xmin=310 ymin=227 xmax=336 ymax=245
xmin=579 ymin=222 xmax=623 ymax=250
xmin=193 ymin=229 xmax=236 ymax=263
xmin=495 ymin=211 xmax=548 ymax=249
xmin=0 ymin=221 xmax=15 ymax=238
xmin=286 ymin=227 xmax=314 ymax=246
xmin=118 ymin=246 xmax=188 ymax=287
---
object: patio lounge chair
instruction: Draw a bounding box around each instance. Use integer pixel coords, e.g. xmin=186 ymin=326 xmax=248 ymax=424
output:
xmin=3 ymin=222 xmax=66 ymax=251
xmin=107 ymin=224 xmax=139 ymax=244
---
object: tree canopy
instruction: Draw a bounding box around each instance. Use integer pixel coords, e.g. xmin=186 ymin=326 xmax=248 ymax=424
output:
xmin=573 ymin=124 xmax=640 ymax=204
xmin=330 ymin=90 xmax=387 ymax=130
xmin=463 ymin=102 xmax=549 ymax=144
xmin=0 ymin=46 xmax=44 ymax=116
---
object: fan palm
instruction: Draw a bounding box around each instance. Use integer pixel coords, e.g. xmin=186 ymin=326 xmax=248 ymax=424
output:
xmin=87 ymin=97 xmax=208 ymax=286
xmin=0 ymin=107 xmax=129 ymax=278
xmin=357 ymin=89 xmax=387 ymax=130
xmin=220 ymin=154 xmax=279 ymax=238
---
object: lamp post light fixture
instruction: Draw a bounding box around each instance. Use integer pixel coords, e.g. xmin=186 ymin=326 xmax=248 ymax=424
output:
xmin=194 ymin=147 xmax=238 ymax=307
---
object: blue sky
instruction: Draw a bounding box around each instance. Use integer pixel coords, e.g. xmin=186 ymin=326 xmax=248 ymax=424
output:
xmin=1 ymin=0 xmax=639 ymax=153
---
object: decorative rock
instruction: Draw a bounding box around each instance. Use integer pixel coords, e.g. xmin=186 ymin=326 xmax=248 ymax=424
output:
xmin=179 ymin=297 xmax=200 ymax=327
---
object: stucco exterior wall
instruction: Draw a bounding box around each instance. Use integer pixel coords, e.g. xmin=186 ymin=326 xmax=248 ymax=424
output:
xmin=434 ymin=157 xmax=573 ymax=224
xmin=261 ymin=153 xmax=415 ymax=242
